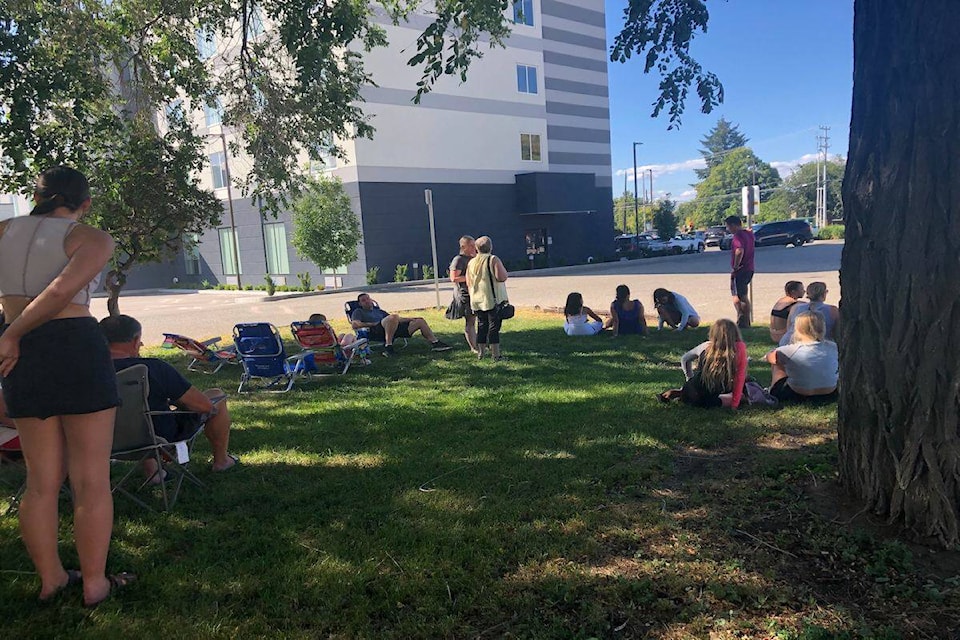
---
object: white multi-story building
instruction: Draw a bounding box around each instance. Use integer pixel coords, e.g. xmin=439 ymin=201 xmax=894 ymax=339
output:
xmin=16 ymin=1 xmax=616 ymax=290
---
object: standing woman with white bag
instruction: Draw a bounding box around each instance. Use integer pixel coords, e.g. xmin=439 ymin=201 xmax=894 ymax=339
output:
xmin=466 ymin=236 xmax=509 ymax=361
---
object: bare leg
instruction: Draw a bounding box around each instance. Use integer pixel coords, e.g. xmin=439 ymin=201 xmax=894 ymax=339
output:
xmin=203 ymin=390 xmax=234 ymax=471
xmin=380 ymin=315 xmax=400 ymax=346
xmin=61 ymin=408 xmax=116 ymax=606
xmin=463 ymin=315 xmax=478 ymax=352
xmin=407 ymin=318 xmax=437 ymax=343
xmin=770 ymin=360 xmax=789 ymax=387
xmin=658 ymin=307 xmax=680 ymax=329
xmin=687 ymin=317 xmax=700 ymax=328
xmin=15 ymin=416 xmax=70 ymax=600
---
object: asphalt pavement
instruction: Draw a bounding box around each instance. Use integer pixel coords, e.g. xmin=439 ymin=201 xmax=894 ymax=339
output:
xmin=93 ymin=241 xmax=843 ymax=346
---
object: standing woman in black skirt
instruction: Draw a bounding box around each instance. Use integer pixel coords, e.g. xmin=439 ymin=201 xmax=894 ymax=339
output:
xmin=0 ymin=166 xmax=134 ymax=606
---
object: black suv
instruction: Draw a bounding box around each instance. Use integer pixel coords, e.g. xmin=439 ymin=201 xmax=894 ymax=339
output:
xmin=720 ymin=219 xmax=814 ymax=249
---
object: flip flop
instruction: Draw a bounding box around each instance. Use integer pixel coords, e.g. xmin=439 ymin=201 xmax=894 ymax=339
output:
xmin=83 ymin=572 xmax=137 ymax=609
xmin=213 ymin=454 xmax=240 ymax=472
xmin=38 ymin=569 xmax=82 ymax=604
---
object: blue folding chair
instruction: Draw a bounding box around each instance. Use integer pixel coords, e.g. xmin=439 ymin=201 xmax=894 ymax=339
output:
xmin=233 ymin=323 xmax=301 ymax=393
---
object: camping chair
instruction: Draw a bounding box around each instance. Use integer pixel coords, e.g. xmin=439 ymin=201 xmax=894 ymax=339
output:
xmin=111 ymin=364 xmax=206 ymax=511
xmin=343 ymin=300 xmax=408 ymax=350
xmin=162 ymin=333 xmax=238 ymax=374
xmin=290 ymin=320 xmax=370 ymax=376
xmin=233 ymin=323 xmax=300 ymax=393
xmin=0 ymin=426 xmax=24 ymax=516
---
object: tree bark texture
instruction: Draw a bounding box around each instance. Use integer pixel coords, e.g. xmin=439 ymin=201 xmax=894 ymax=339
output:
xmin=840 ymin=0 xmax=960 ymax=546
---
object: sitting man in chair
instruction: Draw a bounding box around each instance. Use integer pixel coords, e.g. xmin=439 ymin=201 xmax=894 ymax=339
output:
xmin=350 ymin=293 xmax=452 ymax=357
xmin=100 ymin=315 xmax=238 ymax=478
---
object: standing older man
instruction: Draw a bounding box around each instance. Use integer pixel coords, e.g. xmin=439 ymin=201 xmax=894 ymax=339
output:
xmin=99 ymin=315 xmax=238 ymax=477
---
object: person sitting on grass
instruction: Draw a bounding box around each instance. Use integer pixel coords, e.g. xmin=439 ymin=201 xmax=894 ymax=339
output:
xmin=765 ymin=310 xmax=838 ymax=404
xmin=658 ymin=319 xmax=748 ymax=409
xmin=349 ymin=293 xmax=452 ymax=357
xmin=100 ymin=315 xmax=238 ymax=481
xmin=779 ymin=281 xmax=840 ymax=346
xmin=563 ymin=292 xmax=605 ymax=336
xmin=769 ymin=280 xmax=805 ymax=343
xmin=653 ymin=288 xmax=700 ymax=331
xmin=610 ymin=284 xmax=647 ymax=336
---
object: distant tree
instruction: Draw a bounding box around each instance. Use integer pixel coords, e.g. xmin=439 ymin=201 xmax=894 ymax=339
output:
xmin=695 ymin=117 xmax=749 ymax=179
xmin=89 ymin=118 xmax=222 ymax=315
xmin=778 ymin=159 xmax=846 ymax=221
xmin=652 ymin=200 xmax=678 ymax=240
xmin=290 ymin=177 xmax=362 ymax=274
xmin=690 ymin=148 xmax=780 ymax=228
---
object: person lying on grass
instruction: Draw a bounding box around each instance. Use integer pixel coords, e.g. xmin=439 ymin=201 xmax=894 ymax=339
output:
xmin=658 ymin=319 xmax=748 ymax=409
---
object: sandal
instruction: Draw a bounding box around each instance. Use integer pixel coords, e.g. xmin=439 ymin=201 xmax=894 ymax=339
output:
xmin=83 ymin=572 xmax=137 ymax=608
xmin=213 ymin=454 xmax=240 ymax=472
xmin=38 ymin=569 xmax=82 ymax=604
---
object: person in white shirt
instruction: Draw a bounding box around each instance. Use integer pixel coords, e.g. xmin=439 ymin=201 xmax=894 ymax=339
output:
xmin=765 ymin=310 xmax=838 ymax=403
xmin=563 ymin=292 xmax=604 ymax=336
xmin=653 ymin=288 xmax=701 ymax=331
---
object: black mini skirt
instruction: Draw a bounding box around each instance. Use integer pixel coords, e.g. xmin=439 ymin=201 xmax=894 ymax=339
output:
xmin=1 ymin=316 xmax=120 ymax=419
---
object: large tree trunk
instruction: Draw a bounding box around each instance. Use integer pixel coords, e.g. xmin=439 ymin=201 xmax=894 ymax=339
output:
xmin=105 ymin=269 xmax=126 ymax=317
xmin=839 ymin=0 xmax=960 ymax=546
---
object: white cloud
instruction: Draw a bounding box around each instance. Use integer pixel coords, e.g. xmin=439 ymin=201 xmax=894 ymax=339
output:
xmin=614 ymin=157 xmax=706 ymax=180
xmin=676 ymin=189 xmax=697 ymax=202
xmin=769 ymin=153 xmax=820 ymax=177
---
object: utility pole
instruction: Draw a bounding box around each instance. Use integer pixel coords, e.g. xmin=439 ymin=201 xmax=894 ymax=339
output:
xmin=816 ymin=125 xmax=831 ymax=229
xmin=632 ymin=142 xmax=641 ymax=234
xmin=218 ymin=131 xmax=242 ymax=288
xmin=648 ymin=169 xmax=654 ymax=204
xmin=622 ymin=172 xmax=628 ymax=233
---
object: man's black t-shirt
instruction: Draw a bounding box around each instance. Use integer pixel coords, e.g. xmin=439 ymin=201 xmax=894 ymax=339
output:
xmin=113 ymin=357 xmax=192 ymax=439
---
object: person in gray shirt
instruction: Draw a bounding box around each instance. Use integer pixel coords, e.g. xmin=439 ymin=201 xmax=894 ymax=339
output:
xmin=766 ymin=310 xmax=838 ymax=403
xmin=350 ymin=293 xmax=452 ymax=357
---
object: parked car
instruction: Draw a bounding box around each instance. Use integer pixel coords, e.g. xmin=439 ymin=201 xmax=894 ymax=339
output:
xmin=666 ymin=234 xmax=706 ymax=254
xmin=704 ymin=226 xmax=726 ymax=247
xmin=719 ymin=219 xmax=815 ymax=250
xmin=615 ymin=233 xmax=657 ymax=258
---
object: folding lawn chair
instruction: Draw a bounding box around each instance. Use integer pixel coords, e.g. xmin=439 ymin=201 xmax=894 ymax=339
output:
xmin=233 ymin=323 xmax=301 ymax=393
xmin=0 ymin=426 xmax=24 ymax=516
xmin=343 ymin=300 xmax=407 ymax=350
xmin=162 ymin=333 xmax=238 ymax=374
xmin=111 ymin=364 xmax=206 ymax=511
xmin=290 ymin=320 xmax=370 ymax=376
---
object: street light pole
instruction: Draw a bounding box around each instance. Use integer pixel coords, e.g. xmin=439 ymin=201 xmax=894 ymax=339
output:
xmin=217 ymin=131 xmax=242 ymax=287
xmin=632 ymin=142 xmax=641 ymax=234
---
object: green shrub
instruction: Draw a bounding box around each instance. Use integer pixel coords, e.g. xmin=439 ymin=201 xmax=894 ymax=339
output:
xmin=422 ymin=264 xmax=434 ymax=280
xmin=818 ymin=224 xmax=845 ymax=239
xmin=200 ymin=279 xmax=211 ymax=289
xmin=264 ymin=275 xmax=276 ymax=296
xmin=297 ymin=272 xmax=313 ymax=292
xmin=366 ymin=266 xmax=379 ymax=285
xmin=394 ymin=264 xmax=409 ymax=283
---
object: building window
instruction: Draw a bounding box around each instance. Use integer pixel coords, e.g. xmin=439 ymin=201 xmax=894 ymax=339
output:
xmin=210 ymin=151 xmax=228 ymax=189
xmin=196 ymin=28 xmax=216 ymax=59
xmin=184 ymin=233 xmax=201 ymax=275
xmin=204 ymin=98 xmax=223 ymax=127
xmin=513 ymin=0 xmax=534 ymax=26
xmin=308 ymin=135 xmax=337 ymax=173
xmin=263 ymin=222 xmax=290 ymax=275
xmin=246 ymin=5 xmax=265 ymax=39
xmin=516 ymin=64 xmax=538 ymax=94
xmin=520 ymin=133 xmax=542 ymax=162
xmin=218 ymin=227 xmax=242 ymax=275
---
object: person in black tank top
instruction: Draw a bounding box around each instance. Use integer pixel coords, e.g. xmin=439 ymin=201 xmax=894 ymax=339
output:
xmin=770 ymin=281 xmax=804 ymax=343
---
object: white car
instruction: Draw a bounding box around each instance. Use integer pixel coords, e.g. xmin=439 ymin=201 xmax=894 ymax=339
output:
xmin=664 ymin=234 xmax=706 ymax=254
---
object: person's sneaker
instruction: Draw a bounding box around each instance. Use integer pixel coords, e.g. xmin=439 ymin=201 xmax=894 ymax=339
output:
xmin=382 ymin=345 xmax=396 ymax=357
xmin=431 ymin=341 xmax=453 ymax=352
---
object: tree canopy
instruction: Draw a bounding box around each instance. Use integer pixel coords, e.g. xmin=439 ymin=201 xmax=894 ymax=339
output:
xmin=695 ymin=117 xmax=749 ymax=180
xmin=690 ymin=147 xmax=781 ymax=228
xmin=290 ymin=176 xmax=362 ymax=274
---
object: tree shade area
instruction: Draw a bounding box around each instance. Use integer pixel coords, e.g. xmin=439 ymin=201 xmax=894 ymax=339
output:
xmin=2 ymin=315 xmax=957 ymax=636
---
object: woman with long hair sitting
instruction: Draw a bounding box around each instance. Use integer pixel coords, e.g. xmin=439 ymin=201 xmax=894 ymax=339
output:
xmin=766 ymin=310 xmax=838 ymax=403
xmin=659 ymin=319 xmax=748 ymax=409
xmin=562 ymin=292 xmax=604 ymax=336
xmin=609 ymin=284 xmax=647 ymax=337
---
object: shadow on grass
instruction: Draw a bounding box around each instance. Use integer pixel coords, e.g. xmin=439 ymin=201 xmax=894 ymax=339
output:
xmin=4 ymin=320 xmax=945 ymax=638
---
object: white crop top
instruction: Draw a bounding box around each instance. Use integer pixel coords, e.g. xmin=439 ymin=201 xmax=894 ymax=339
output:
xmin=0 ymin=216 xmax=101 ymax=306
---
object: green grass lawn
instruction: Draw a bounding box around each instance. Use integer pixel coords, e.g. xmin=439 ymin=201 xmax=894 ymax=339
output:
xmin=1 ymin=311 xmax=956 ymax=638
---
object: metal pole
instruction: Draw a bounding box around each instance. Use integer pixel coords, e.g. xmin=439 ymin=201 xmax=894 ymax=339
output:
xmin=424 ymin=189 xmax=441 ymax=309
xmin=648 ymin=169 xmax=654 ymax=204
xmin=219 ymin=132 xmax=241 ymax=287
xmin=622 ymin=172 xmax=628 ymax=232
xmin=632 ymin=142 xmax=640 ymax=234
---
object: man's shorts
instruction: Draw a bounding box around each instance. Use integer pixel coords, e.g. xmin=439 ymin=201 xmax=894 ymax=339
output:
xmin=367 ymin=320 xmax=413 ymax=343
xmin=730 ymin=270 xmax=754 ymax=298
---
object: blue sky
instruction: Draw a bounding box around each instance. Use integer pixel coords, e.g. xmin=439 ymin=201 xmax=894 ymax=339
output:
xmin=604 ymin=0 xmax=854 ymax=200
